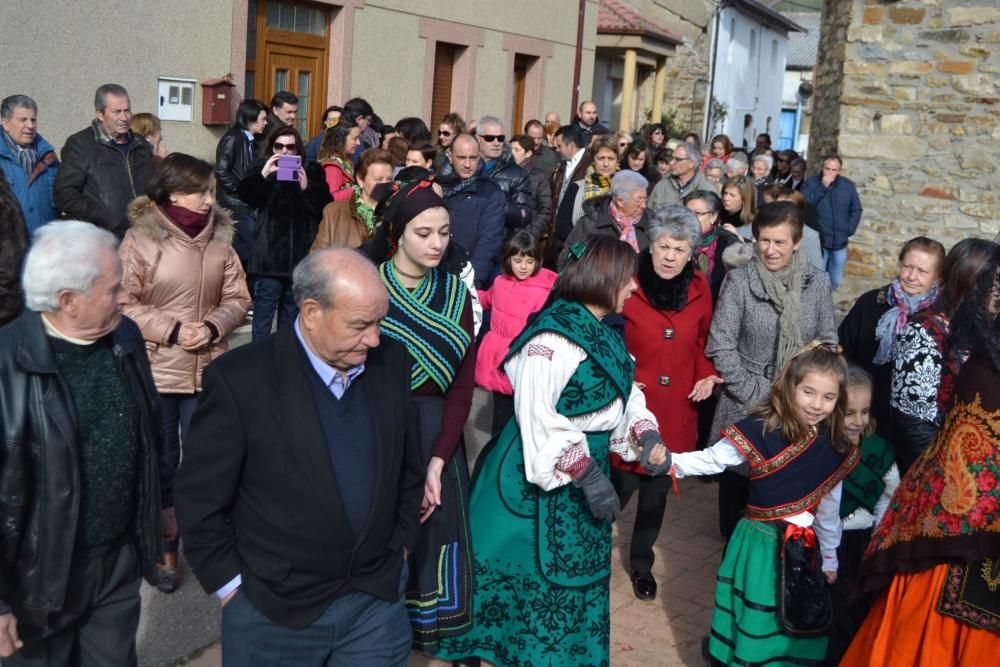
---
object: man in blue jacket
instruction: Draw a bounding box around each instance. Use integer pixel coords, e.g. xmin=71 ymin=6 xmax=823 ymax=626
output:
xmin=802 ymin=155 xmax=863 ymax=290
xmin=0 ymin=95 xmax=58 ymax=236
xmin=439 ymin=133 xmax=506 ymax=288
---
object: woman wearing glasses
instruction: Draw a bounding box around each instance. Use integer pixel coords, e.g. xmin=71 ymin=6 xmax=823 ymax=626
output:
xmin=239 ymin=127 xmax=332 ymax=340
xmin=435 ymin=112 xmax=466 ymax=169
xmin=706 ymin=201 xmax=837 ymax=539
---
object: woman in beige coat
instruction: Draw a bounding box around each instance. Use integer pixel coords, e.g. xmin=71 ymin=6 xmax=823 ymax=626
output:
xmin=120 ymin=153 xmax=251 ymax=592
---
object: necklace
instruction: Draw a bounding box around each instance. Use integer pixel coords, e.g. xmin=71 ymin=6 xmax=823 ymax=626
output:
xmin=392 ymin=258 xmax=427 ymax=281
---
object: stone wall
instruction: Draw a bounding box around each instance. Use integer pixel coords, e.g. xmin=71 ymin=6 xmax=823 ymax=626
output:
xmin=811 ymin=0 xmax=1000 ymax=307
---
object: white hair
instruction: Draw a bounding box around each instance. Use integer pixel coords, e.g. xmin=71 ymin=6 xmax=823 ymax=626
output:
xmin=752 ymin=154 xmax=774 ymax=171
xmin=476 ymin=115 xmax=503 ymax=131
xmin=611 ymin=170 xmax=648 ymax=200
xmin=22 ymin=221 xmax=119 ymax=311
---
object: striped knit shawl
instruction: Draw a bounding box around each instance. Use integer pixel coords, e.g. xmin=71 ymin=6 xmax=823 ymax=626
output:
xmin=379 ymin=262 xmax=471 ymax=392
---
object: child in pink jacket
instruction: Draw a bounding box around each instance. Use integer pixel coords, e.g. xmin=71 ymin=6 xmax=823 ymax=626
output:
xmin=476 ymin=230 xmax=557 ymax=434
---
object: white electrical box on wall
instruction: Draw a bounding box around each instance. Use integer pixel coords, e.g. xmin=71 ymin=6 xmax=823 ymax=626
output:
xmin=157 ymin=77 xmax=196 ymax=122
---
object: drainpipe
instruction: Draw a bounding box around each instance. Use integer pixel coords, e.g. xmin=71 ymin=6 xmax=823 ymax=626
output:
xmin=703 ymin=1 xmax=722 ymax=138
xmin=571 ymin=0 xmax=586 ymax=119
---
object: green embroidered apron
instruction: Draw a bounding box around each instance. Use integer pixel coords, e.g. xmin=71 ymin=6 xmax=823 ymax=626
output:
xmin=436 ymin=300 xmax=634 ymax=667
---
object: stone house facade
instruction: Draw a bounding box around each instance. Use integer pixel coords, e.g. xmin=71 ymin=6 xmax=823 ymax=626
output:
xmin=810 ymin=0 xmax=1000 ymax=304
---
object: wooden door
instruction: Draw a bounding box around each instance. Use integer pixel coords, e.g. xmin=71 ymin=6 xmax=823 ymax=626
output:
xmin=431 ymin=43 xmax=456 ymax=129
xmin=265 ymin=46 xmax=323 ymax=137
xmin=512 ymin=55 xmax=529 ymax=134
xmin=246 ymin=0 xmax=329 ymax=139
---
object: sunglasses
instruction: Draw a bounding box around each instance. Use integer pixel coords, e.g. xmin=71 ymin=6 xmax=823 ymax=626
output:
xmin=438 ymin=129 xmax=452 ymax=137
xmin=273 ymin=142 xmax=296 ymax=150
xmin=480 ymin=134 xmax=505 ymax=143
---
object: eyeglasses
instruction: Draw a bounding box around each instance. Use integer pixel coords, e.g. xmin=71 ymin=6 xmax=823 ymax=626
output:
xmin=668 ymin=156 xmax=692 ymax=163
xmin=689 ymin=210 xmax=715 ymax=217
xmin=273 ymin=142 xmax=296 ymax=150
xmin=479 ymin=134 xmax=506 ymax=143
xmin=437 ymin=129 xmax=452 ymax=137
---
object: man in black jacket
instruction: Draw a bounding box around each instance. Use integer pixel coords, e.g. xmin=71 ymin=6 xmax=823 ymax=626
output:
xmin=176 ymin=248 xmax=423 ymax=665
xmin=0 ymin=220 xmax=163 ymax=665
xmin=257 ymin=90 xmax=298 ymax=150
xmin=475 ymin=115 xmax=533 ymax=233
xmin=52 ymin=84 xmax=153 ymax=238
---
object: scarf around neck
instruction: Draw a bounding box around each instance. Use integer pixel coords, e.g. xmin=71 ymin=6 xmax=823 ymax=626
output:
xmin=2 ymin=130 xmax=37 ymax=173
xmin=608 ymin=199 xmax=640 ymax=251
xmin=351 ymin=184 xmax=376 ymax=233
xmin=873 ymin=279 xmax=939 ymax=366
xmin=378 ymin=262 xmax=470 ymax=392
xmin=698 ymin=226 xmax=720 ymax=275
xmin=752 ymin=250 xmax=804 ymax=370
xmin=583 ymin=169 xmax=611 ymax=200
xmin=162 ymin=204 xmax=210 ymax=238
xmin=637 ymin=251 xmax=694 ymax=311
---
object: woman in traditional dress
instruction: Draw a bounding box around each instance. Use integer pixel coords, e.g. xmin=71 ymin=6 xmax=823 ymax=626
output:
xmin=839 ymin=236 xmax=946 ymax=444
xmin=841 ymin=241 xmax=1000 ymax=666
xmin=671 ymin=344 xmax=860 ymax=666
xmin=436 ymin=236 xmax=669 ymax=667
xmin=373 ymin=178 xmax=477 ymax=651
xmin=707 ymin=201 xmax=837 ymax=539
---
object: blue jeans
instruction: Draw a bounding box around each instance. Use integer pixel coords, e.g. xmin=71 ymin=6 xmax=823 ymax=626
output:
xmin=252 ymin=277 xmax=298 ymax=341
xmin=160 ymin=393 xmax=198 ymax=551
xmin=822 ymin=247 xmax=849 ymax=290
xmin=221 ymin=576 xmax=411 ymax=667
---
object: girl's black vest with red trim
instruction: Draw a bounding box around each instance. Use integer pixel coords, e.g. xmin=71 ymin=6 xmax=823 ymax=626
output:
xmin=724 ymin=416 xmax=860 ymax=521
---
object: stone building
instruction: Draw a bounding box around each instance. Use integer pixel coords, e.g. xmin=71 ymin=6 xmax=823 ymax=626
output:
xmin=810 ymin=0 xmax=1000 ymax=303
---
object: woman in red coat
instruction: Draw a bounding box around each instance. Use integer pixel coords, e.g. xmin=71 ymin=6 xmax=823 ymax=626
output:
xmin=614 ymin=204 xmax=722 ymax=600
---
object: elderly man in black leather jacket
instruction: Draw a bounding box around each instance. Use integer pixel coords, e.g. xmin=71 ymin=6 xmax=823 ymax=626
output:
xmin=473 ymin=115 xmax=533 ymax=233
xmin=0 ymin=220 xmax=163 ymax=665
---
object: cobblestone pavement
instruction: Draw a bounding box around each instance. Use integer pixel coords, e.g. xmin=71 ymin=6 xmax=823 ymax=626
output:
xmin=168 ymin=382 xmax=725 ymax=667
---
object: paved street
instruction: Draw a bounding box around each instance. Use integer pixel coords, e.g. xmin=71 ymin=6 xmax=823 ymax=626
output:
xmin=141 ymin=332 xmax=725 ymax=666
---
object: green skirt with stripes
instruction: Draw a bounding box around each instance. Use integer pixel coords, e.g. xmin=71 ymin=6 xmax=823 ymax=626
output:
xmin=708 ymin=518 xmax=829 ymax=666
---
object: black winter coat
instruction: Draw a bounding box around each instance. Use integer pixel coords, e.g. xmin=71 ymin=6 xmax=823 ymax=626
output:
xmin=487 ymin=151 xmax=533 ymax=230
xmin=0 ymin=313 xmax=163 ymax=613
xmin=707 ymin=227 xmax=741 ymax=302
xmin=558 ymin=195 xmax=650 ymax=270
xmin=215 ymin=128 xmax=260 ymax=265
xmin=0 ymin=172 xmax=27 ymax=327
xmin=239 ymin=159 xmax=332 ymax=279
xmin=839 ymin=285 xmax=897 ymax=444
xmin=521 ymin=157 xmax=552 ymax=241
xmin=52 ymin=123 xmax=154 ymax=238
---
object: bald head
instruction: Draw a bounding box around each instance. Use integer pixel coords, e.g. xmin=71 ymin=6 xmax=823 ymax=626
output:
xmin=294 ymin=247 xmax=386 ymax=310
xmin=450 ymin=133 xmax=481 ymax=179
xmin=578 ymin=101 xmax=598 ymax=128
xmin=294 ymin=248 xmax=388 ymax=371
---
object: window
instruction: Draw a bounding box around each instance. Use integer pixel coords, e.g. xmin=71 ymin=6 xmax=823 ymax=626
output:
xmin=266 ymin=0 xmax=325 ymax=35
xmin=297 ymin=71 xmax=311 ymax=136
xmin=749 ymin=30 xmax=757 ymax=63
xmin=770 ymin=39 xmax=778 ymax=71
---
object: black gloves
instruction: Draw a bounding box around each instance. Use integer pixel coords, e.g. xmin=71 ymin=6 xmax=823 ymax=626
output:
xmin=639 ymin=431 xmax=672 ymax=476
xmin=573 ymin=460 xmax=620 ymax=521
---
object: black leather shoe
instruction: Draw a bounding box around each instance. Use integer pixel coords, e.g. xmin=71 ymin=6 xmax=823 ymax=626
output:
xmin=631 ymin=572 xmax=657 ymax=600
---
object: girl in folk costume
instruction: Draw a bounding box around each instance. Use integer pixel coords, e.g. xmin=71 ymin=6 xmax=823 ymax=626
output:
xmin=436 ymin=237 xmax=670 ymax=667
xmin=841 ymin=242 xmax=1000 ymax=667
xmin=475 ymin=230 xmax=557 ymax=435
xmin=669 ymin=343 xmax=860 ymax=666
xmin=825 ymin=365 xmax=900 ymax=664
xmin=374 ymin=178 xmax=476 ymax=650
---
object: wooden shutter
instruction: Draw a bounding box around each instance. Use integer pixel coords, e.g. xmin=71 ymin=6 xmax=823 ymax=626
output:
xmin=431 ymin=42 xmax=455 ymax=127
